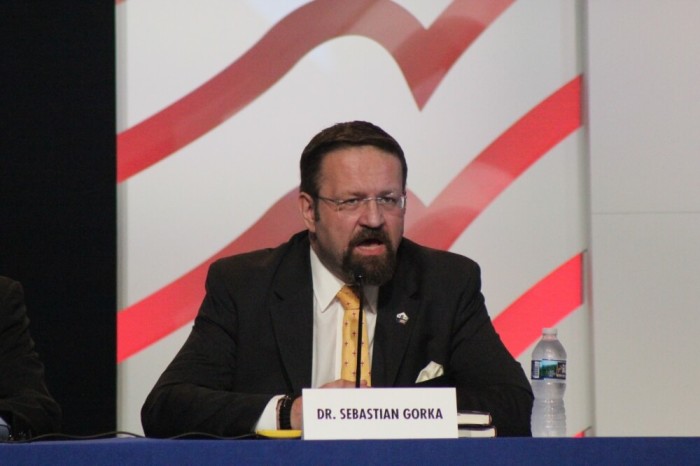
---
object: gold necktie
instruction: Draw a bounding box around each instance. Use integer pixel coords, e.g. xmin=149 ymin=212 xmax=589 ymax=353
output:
xmin=337 ymin=285 xmax=371 ymax=386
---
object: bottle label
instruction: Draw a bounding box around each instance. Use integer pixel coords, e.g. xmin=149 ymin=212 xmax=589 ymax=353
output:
xmin=531 ymin=359 xmax=566 ymax=380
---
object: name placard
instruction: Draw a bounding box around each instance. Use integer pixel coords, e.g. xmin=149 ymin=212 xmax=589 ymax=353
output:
xmin=302 ymin=387 xmax=457 ymax=440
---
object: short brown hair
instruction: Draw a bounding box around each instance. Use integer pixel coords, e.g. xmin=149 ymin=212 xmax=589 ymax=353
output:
xmin=299 ymin=121 xmax=407 ymax=197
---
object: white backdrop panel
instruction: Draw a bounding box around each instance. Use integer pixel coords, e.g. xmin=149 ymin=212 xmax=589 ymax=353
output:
xmin=117 ymin=0 xmax=590 ymax=436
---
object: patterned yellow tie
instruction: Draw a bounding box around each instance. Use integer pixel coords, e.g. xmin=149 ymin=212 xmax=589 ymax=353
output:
xmin=337 ymin=285 xmax=371 ymax=386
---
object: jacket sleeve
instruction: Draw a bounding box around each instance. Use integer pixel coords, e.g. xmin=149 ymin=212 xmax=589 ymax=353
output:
xmin=0 ymin=278 xmax=62 ymax=438
xmin=447 ymin=261 xmax=534 ymax=436
xmin=140 ymin=262 xmax=274 ymax=438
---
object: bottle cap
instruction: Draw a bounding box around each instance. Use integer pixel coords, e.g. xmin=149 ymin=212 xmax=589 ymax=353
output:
xmin=542 ymin=327 xmax=557 ymax=335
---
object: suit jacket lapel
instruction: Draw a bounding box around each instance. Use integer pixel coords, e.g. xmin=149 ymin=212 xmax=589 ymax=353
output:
xmin=372 ymin=245 xmax=420 ymax=387
xmin=268 ymin=234 xmax=314 ymax=393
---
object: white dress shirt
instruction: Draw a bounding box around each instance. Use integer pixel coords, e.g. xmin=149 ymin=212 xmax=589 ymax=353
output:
xmin=255 ymin=247 xmax=378 ymax=430
xmin=310 ymin=247 xmax=377 ymax=387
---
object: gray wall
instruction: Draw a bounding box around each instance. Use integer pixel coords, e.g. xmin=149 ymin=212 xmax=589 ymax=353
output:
xmin=587 ymin=0 xmax=700 ymax=435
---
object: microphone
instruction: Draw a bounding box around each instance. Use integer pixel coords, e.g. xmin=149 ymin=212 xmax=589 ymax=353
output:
xmin=353 ymin=271 xmax=364 ymax=389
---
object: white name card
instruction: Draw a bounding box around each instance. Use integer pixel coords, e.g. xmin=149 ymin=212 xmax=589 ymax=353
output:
xmin=302 ymin=387 xmax=457 ymax=440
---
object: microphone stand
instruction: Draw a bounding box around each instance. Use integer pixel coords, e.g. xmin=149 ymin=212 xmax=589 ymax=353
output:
xmin=354 ymin=273 xmax=364 ymax=389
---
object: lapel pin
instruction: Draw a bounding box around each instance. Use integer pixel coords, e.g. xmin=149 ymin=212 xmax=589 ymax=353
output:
xmin=396 ymin=312 xmax=409 ymax=325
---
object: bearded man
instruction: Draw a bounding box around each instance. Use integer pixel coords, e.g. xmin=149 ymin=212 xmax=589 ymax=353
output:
xmin=142 ymin=121 xmax=533 ymax=438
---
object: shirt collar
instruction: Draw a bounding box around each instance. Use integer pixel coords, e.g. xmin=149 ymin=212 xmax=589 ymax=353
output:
xmin=309 ymin=246 xmax=378 ymax=314
xmin=310 ymin=247 xmax=344 ymax=313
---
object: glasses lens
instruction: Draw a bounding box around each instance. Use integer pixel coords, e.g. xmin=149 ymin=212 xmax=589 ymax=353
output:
xmin=321 ymin=195 xmax=405 ymax=214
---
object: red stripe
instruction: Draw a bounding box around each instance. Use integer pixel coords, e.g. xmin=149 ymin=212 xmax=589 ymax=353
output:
xmin=116 ymin=0 xmax=513 ymax=182
xmin=117 ymin=76 xmax=583 ymax=362
xmin=493 ymin=254 xmax=584 ymax=358
xmin=117 ymin=189 xmax=304 ymax=362
xmin=406 ymin=76 xmax=583 ymax=248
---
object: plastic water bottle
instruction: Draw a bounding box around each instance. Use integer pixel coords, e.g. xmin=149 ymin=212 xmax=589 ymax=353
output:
xmin=530 ymin=327 xmax=567 ymax=437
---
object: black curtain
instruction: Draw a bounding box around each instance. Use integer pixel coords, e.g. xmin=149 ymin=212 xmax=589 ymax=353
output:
xmin=0 ymin=2 xmax=117 ymax=435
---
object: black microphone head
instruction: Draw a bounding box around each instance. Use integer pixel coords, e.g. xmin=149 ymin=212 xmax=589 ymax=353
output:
xmin=352 ymin=270 xmax=364 ymax=285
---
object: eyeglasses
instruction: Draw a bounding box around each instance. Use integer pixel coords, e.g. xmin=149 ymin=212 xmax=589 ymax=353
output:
xmin=316 ymin=194 xmax=407 ymax=214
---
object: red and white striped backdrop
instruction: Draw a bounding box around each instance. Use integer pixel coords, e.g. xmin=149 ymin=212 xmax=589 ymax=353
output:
xmin=116 ymin=0 xmax=591 ymax=436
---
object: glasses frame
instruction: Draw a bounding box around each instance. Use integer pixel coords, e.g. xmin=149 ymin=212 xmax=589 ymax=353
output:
xmin=315 ymin=193 xmax=407 ymax=214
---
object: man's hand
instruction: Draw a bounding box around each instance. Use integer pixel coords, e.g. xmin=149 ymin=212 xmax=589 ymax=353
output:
xmin=289 ymin=379 xmax=369 ymax=429
xmin=320 ymin=379 xmax=369 ymax=389
xmin=290 ymin=396 xmax=303 ymax=430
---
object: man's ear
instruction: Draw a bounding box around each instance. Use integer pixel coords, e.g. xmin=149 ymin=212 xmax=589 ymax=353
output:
xmin=298 ymin=192 xmax=317 ymax=233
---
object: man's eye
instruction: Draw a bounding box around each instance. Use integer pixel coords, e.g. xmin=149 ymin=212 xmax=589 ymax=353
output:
xmin=342 ymin=198 xmax=361 ymax=207
xmin=378 ymin=196 xmax=397 ymax=206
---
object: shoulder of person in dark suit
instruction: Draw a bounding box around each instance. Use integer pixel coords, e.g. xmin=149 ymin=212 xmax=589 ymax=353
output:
xmin=0 ymin=276 xmax=62 ymax=439
xmin=141 ymin=232 xmax=312 ymax=438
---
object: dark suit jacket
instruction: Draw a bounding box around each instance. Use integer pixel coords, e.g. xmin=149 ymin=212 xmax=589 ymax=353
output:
xmin=142 ymin=231 xmax=533 ymax=437
xmin=0 ymin=277 xmax=62 ymax=438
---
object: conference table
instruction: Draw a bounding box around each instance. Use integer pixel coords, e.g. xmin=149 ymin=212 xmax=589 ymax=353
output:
xmin=2 ymin=437 xmax=699 ymax=465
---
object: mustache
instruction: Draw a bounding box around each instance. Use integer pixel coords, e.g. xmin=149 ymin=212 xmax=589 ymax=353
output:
xmin=348 ymin=228 xmax=390 ymax=248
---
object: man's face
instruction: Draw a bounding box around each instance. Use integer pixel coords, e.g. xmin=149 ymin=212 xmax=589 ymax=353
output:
xmin=299 ymin=146 xmax=405 ymax=285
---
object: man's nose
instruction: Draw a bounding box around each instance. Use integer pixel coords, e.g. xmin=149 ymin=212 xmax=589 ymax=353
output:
xmin=358 ymin=199 xmax=385 ymax=227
